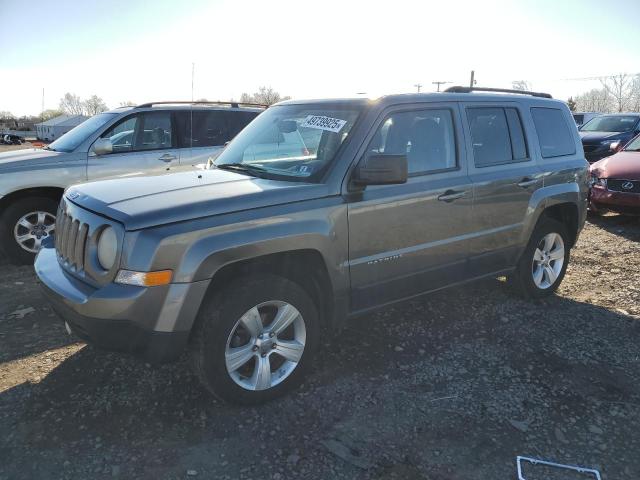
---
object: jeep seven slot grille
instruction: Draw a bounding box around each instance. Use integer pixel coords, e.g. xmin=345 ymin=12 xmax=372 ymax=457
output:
xmin=55 ymin=210 xmax=89 ymax=271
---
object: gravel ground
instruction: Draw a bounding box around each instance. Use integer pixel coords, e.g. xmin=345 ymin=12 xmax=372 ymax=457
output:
xmin=0 ymin=142 xmax=41 ymax=153
xmin=1 ymin=214 xmax=639 ymax=480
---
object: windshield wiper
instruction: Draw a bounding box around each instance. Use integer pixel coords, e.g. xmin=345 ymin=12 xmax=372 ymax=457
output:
xmin=216 ymin=163 xmax=269 ymax=177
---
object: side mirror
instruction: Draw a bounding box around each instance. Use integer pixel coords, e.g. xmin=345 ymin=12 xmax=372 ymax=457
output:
xmin=93 ymin=138 xmax=113 ymax=156
xmin=353 ymin=154 xmax=408 ymax=186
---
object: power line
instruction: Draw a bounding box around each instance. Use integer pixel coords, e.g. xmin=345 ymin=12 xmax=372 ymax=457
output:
xmin=510 ymin=72 xmax=640 ymax=84
xmin=432 ymin=81 xmax=451 ymax=92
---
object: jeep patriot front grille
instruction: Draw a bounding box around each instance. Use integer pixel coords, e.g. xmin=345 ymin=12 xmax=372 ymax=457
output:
xmin=55 ymin=209 xmax=89 ymax=271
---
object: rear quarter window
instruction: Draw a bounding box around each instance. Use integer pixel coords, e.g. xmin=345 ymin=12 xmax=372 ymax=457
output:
xmin=531 ymin=107 xmax=576 ymax=158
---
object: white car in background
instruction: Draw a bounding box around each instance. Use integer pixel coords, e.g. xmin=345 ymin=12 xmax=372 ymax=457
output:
xmin=0 ymin=101 xmax=264 ymax=264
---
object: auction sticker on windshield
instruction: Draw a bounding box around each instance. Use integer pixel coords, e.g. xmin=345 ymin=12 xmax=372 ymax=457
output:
xmin=300 ymin=115 xmax=347 ymax=133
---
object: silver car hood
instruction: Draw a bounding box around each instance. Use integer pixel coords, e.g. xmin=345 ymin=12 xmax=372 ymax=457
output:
xmin=67 ymin=168 xmax=330 ymax=230
xmin=0 ymin=148 xmax=66 ymax=170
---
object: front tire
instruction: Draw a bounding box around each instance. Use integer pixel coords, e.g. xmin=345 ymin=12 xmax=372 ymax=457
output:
xmin=510 ymin=217 xmax=570 ymax=298
xmin=190 ymin=273 xmax=319 ymax=405
xmin=0 ymin=197 xmax=58 ymax=265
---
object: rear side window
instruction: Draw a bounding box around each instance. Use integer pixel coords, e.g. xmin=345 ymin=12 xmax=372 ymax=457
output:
xmin=177 ymin=110 xmax=260 ymax=148
xmin=531 ymin=107 xmax=576 ymax=158
xmin=467 ymin=107 xmax=528 ymax=167
xmin=177 ymin=111 xmax=228 ymax=148
xmin=226 ymin=111 xmax=260 ymax=138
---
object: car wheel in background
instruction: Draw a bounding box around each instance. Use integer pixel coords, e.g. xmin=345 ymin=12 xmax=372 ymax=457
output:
xmin=0 ymin=197 xmax=58 ymax=265
xmin=190 ymin=273 xmax=320 ymax=405
xmin=510 ymin=217 xmax=570 ymax=298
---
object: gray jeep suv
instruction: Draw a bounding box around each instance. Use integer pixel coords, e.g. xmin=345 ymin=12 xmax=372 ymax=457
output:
xmin=35 ymin=88 xmax=588 ymax=404
xmin=0 ymin=101 xmax=263 ymax=264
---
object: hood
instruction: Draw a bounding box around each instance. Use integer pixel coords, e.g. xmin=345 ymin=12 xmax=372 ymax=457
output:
xmin=0 ymin=148 xmax=65 ymax=170
xmin=67 ymin=168 xmax=331 ymax=230
xmin=579 ymin=131 xmax=631 ymax=143
xmin=590 ymin=151 xmax=640 ymax=180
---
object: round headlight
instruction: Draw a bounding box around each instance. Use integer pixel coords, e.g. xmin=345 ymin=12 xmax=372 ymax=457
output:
xmin=97 ymin=226 xmax=118 ymax=270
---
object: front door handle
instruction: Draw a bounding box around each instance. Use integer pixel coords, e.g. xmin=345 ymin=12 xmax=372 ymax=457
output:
xmin=158 ymin=153 xmax=177 ymax=163
xmin=437 ymin=190 xmax=467 ymax=202
xmin=517 ymin=177 xmax=538 ymax=188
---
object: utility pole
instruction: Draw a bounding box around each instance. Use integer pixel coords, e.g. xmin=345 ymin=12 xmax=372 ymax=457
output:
xmin=469 ymin=70 xmax=476 ymax=88
xmin=414 ymin=83 xmax=423 ymax=93
xmin=432 ymin=81 xmax=450 ymax=92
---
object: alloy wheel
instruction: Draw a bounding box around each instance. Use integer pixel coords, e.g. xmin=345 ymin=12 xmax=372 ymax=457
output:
xmin=531 ymin=232 xmax=565 ymax=289
xmin=13 ymin=211 xmax=56 ymax=253
xmin=225 ymin=300 xmax=306 ymax=391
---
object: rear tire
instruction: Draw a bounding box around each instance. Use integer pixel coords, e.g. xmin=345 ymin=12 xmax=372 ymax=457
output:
xmin=190 ymin=273 xmax=320 ymax=405
xmin=510 ymin=217 xmax=570 ymax=299
xmin=0 ymin=197 xmax=58 ymax=265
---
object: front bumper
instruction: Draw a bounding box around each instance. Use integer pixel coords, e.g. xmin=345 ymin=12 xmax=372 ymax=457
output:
xmin=35 ymin=245 xmax=209 ymax=362
xmin=590 ymin=187 xmax=640 ymax=215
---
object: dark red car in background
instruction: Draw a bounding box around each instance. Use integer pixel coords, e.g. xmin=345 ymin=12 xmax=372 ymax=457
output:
xmin=589 ymin=133 xmax=640 ymax=215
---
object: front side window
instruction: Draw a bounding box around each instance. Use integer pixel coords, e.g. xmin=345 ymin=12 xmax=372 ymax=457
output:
xmin=99 ymin=112 xmax=173 ymax=153
xmin=468 ymin=107 xmax=528 ymax=167
xmin=102 ymin=116 xmax=137 ymax=153
xmin=48 ymin=113 xmax=117 ymax=153
xmin=215 ymin=104 xmax=361 ymax=181
xmin=531 ymin=107 xmax=576 ymax=158
xmin=367 ymin=108 xmax=456 ymax=174
xmin=580 ymin=115 xmax=640 ymax=133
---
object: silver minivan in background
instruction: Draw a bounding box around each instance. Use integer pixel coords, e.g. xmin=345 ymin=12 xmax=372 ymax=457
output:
xmin=0 ymin=101 xmax=264 ymax=263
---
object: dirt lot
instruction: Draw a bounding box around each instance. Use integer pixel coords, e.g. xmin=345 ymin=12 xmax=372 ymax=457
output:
xmin=0 ymin=141 xmax=42 ymax=153
xmin=1 ymin=215 xmax=639 ymax=480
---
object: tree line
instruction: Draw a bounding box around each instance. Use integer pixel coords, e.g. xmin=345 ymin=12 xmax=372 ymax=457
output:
xmin=514 ymin=74 xmax=640 ymax=113
xmin=0 ymin=86 xmax=290 ymax=126
xmin=568 ymin=74 xmax=640 ymax=113
xmin=0 ymin=92 xmax=111 ymax=125
xmin=58 ymin=92 xmax=109 ymax=116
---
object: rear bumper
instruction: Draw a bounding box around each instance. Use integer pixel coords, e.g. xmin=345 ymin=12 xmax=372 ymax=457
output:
xmin=35 ymin=245 xmax=209 ymax=362
xmin=590 ymin=187 xmax=640 ymax=215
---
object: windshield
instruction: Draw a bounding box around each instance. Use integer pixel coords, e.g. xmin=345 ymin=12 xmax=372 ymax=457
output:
xmin=214 ymin=104 xmax=362 ymax=181
xmin=580 ymin=115 xmax=639 ymax=133
xmin=47 ymin=113 xmax=118 ymax=152
xmin=624 ymin=134 xmax=640 ymax=152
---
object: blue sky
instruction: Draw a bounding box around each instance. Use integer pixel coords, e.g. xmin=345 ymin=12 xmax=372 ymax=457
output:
xmin=1 ymin=0 xmax=639 ymax=115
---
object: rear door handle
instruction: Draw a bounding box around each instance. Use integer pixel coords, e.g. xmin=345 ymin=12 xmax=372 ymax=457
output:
xmin=158 ymin=153 xmax=177 ymax=163
xmin=517 ymin=177 xmax=538 ymax=188
xmin=437 ymin=190 xmax=467 ymax=202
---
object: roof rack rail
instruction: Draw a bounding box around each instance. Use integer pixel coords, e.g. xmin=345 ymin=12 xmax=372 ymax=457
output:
xmin=135 ymin=100 xmax=269 ymax=109
xmin=444 ymin=86 xmax=552 ymax=99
